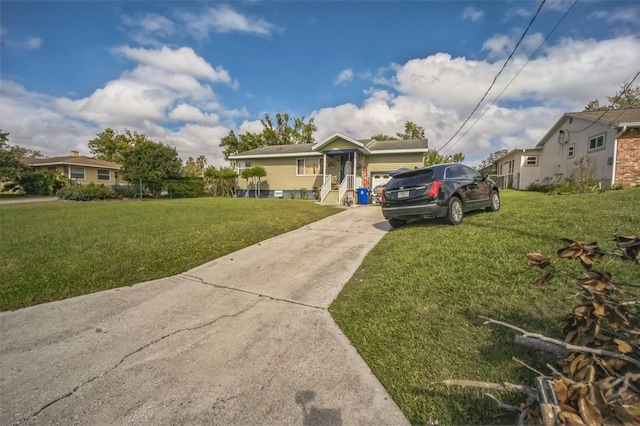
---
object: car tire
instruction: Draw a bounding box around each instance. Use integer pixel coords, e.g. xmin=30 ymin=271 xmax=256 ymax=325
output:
xmin=388 ymin=218 xmax=406 ymax=228
xmin=446 ymin=197 xmax=463 ymax=225
xmin=486 ymin=190 xmax=500 ymax=212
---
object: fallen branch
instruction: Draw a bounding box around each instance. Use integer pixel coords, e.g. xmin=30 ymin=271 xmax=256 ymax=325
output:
xmin=483 ymin=393 xmax=521 ymax=412
xmin=514 ymin=335 xmax=570 ymax=357
xmin=479 ymin=316 xmax=640 ymax=369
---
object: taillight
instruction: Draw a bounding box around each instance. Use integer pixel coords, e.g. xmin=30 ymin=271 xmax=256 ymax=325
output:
xmin=381 ymin=189 xmax=386 ymax=201
xmin=428 ymin=180 xmax=444 ymax=197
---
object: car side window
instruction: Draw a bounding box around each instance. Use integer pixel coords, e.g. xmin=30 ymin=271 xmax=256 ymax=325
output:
xmin=462 ymin=165 xmax=480 ymax=179
xmin=444 ymin=166 xmax=460 ymax=179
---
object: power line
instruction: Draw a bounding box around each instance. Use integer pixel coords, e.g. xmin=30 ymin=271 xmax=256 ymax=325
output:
xmin=441 ymin=0 xmax=577 ymax=155
xmin=568 ymin=70 xmax=640 ymax=134
xmin=438 ymin=0 xmax=547 ymax=154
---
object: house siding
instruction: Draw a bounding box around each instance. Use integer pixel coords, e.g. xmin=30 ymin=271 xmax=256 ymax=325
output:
xmin=615 ymin=128 xmax=640 ymax=186
xmin=321 ymin=140 xmax=363 ymax=152
xmin=33 ymin=165 xmax=121 ymax=186
xmin=236 ymin=157 xmax=323 ymax=191
xmin=366 ymin=153 xmax=424 ymax=173
xmin=538 ymin=117 xmax=616 ymax=187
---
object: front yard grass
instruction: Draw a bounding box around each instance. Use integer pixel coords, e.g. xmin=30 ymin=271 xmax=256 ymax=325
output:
xmin=0 ymin=198 xmax=340 ymax=311
xmin=329 ymin=188 xmax=640 ymax=425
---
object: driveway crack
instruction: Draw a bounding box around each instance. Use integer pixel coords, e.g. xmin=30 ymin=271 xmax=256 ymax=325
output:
xmin=12 ymin=298 xmax=264 ymax=426
xmin=181 ymin=274 xmax=325 ymax=310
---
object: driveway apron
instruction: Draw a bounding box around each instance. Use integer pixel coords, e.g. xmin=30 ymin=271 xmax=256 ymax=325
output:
xmin=0 ymin=206 xmax=409 ymax=425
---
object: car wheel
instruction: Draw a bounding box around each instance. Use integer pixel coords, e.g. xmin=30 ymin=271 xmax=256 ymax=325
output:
xmin=388 ymin=218 xmax=406 ymax=228
xmin=446 ymin=197 xmax=463 ymax=225
xmin=486 ymin=190 xmax=500 ymax=212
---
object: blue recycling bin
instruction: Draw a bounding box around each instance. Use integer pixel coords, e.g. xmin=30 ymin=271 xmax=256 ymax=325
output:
xmin=357 ymin=188 xmax=369 ymax=205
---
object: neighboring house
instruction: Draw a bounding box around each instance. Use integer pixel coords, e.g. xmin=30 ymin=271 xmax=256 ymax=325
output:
xmin=493 ymin=108 xmax=640 ymax=189
xmin=22 ymin=151 xmax=124 ymax=186
xmin=493 ymin=148 xmax=543 ymax=190
xmin=229 ymin=132 xmax=430 ymax=204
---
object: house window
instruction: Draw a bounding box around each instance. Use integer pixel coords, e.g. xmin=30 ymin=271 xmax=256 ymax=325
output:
xmin=296 ymin=158 xmax=323 ymax=175
xmin=70 ymin=167 xmax=85 ymax=180
xmin=525 ymin=156 xmax=538 ymax=167
xmin=588 ymin=134 xmax=605 ymax=151
xmin=48 ymin=167 xmax=57 ymax=172
xmin=237 ymin=160 xmax=251 ymax=175
xmin=567 ymin=144 xmax=575 ymax=159
xmin=97 ymin=169 xmax=110 ymax=181
xmin=508 ymin=159 xmax=515 ymax=174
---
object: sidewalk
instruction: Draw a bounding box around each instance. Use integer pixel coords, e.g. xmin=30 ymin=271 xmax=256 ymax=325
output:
xmin=0 ymin=206 xmax=409 ymax=425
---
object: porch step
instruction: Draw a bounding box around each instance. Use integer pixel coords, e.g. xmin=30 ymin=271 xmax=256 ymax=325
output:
xmin=322 ymin=190 xmax=340 ymax=205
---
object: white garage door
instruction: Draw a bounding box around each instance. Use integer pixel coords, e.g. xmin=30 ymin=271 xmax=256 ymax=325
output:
xmin=371 ymin=173 xmax=392 ymax=189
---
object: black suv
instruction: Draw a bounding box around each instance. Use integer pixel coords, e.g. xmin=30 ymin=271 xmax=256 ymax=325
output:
xmin=381 ymin=163 xmax=500 ymax=227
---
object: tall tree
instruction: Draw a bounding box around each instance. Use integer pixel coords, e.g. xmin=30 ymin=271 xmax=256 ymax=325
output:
xmin=219 ymin=113 xmax=317 ymax=161
xmin=423 ymin=150 xmax=465 ymax=167
xmin=396 ymin=121 xmax=425 ymax=140
xmin=241 ymin=165 xmax=267 ymax=198
xmin=183 ymin=155 xmax=207 ymax=178
xmin=584 ymin=81 xmax=640 ymax=111
xmin=121 ymin=138 xmax=183 ymax=197
xmin=204 ymin=166 xmax=237 ymax=197
xmin=477 ymin=149 xmax=508 ymax=171
xmin=370 ymin=134 xmax=398 ymax=141
xmin=88 ymin=129 xmax=150 ymax=163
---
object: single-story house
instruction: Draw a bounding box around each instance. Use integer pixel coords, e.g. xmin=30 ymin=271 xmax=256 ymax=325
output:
xmin=493 ymin=147 xmax=543 ymax=190
xmin=22 ymin=151 xmax=124 ymax=187
xmin=229 ymin=132 xmax=430 ymax=204
xmin=493 ymin=108 xmax=640 ymax=189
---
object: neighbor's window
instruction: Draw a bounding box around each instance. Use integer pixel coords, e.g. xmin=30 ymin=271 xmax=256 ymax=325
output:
xmin=508 ymin=159 xmax=515 ymax=174
xmin=237 ymin=160 xmax=251 ymax=175
xmin=70 ymin=166 xmax=85 ymax=180
xmin=567 ymin=144 xmax=575 ymax=159
xmin=588 ymin=134 xmax=605 ymax=151
xmin=97 ymin=169 xmax=110 ymax=181
xmin=525 ymin=156 xmax=538 ymax=166
xmin=296 ymin=158 xmax=323 ymax=175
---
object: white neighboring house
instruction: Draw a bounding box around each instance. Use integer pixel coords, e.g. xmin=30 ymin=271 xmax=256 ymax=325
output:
xmin=493 ymin=108 xmax=640 ymax=189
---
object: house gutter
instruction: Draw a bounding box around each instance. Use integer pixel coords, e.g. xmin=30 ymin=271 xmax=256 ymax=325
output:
xmin=611 ymin=125 xmax=627 ymax=186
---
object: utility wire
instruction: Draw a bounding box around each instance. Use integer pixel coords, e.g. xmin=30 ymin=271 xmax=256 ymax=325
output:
xmin=438 ymin=0 xmax=547 ymax=154
xmin=441 ymin=0 xmax=577 ymax=155
xmin=568 ymin=70 xmax=640 ymax=134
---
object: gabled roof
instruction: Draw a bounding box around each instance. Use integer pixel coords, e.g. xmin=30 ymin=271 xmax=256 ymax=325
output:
xmin=229 ymin=134 xmax=429 ymax=159
xmin=536 ymin=108 xmax=640 ymax=147
xmin=21 ymin=155 xmax=122 ymax=169
xmin=493 ymin=147 xmax=543 ymax=164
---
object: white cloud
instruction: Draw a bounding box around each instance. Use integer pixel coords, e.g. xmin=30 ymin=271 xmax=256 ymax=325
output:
xmin=114 ymin=46 xmax=236 ymax=86
xmin=588 ymin=6 xmax=640 ymax=25
xmin=334 ymin=69 xmax=353 ymax=85
xmin=1 ymin=35 xmax=43 ymax=50
xmin=121 ymin=13 xmax=175 ymax=46
xmin=179 ymin=5 xmax=278 ymax=39
xmin=169 ymin=104 xmax=219 ymax=125
xmin=462 ymin=6 xmax=484 ymax=22
xmin=482 ymin=34 xmax=514 ymax=58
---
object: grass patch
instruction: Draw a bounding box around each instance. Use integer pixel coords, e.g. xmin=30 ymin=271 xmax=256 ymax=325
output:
xmin=330 ymin=188 xmax=640 ymax=425
xmin=0 ymin=198 xmax=339 ymax=311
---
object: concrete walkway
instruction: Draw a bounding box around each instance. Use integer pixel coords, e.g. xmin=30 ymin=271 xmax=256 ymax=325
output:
xmin=0 ymin=196 xmax=58 ymax=204
xmin=0 ymin=206 xmax=409 ymax=425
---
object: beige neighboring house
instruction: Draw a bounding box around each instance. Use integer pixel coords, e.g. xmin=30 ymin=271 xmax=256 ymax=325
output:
xmin=493 ymin=108 xmax=640 ymax=189
xmin=493 ymin=147 xmax=543 ymax=190
xmin=22 ymin=151 xmax=124 ymax=186
xmin=229 ymin=132 xmax=430 ymax=204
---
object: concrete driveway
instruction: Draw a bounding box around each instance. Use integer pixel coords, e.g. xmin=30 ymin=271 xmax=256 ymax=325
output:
xmin=0 ymin=205 xmax=409 ymax=425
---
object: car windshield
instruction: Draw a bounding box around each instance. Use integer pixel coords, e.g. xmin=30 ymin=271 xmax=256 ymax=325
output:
xmin=386 ymin=169 xmax=434 ymax=190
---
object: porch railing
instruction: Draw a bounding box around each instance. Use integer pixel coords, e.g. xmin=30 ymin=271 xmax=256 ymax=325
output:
xmin=338 ymin=174 xmax=354 ymax=204
xmin=320 ymin=174 xmax=332 ymax=203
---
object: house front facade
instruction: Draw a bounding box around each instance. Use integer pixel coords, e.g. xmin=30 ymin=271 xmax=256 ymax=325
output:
xmin=229 ymin=132 xmax=429 ymax=204
xmin=493 ymin=108 xmax=640 ymax=189
xmin=22 ymin=151 xmax=124 ymax=187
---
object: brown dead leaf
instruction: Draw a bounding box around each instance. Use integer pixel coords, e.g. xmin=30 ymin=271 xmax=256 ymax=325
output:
xmin=613 ymin=338 xmax=633 ymax=354
xmin=533 ymin=271 xmax=555 ymax=287
xmin=555 ymin=379 xmax=569 ymax=404
xmin=527 ymin=252 xmax=551 ymax=268
xmin=578 ymin=397 xmax=603 ymax=426
xmin=558 ymin=410 xmax=589 ymax=426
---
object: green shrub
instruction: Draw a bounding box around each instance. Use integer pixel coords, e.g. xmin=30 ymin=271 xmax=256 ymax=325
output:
xmin=527 ymin=182 xmax=555 ymax=193
xmin=288 ymin=190 xmax=297 ymax=199
xmin=57 ymin=184 xmax=117 ymax=201
xmin=166 ymin=178 xmax=205 ymax=198
xmin=21 ymin=171 xmax=68 ymax=195
xmin=299 ymin=187 xmax=308 ymax=200
xmin=113 ymin=185 xmax=138 ymax=199
xmin=312 ymin=185 xmax=320 ymax=200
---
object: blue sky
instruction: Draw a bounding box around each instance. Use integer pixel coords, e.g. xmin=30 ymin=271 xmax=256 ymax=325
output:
xmin=1 ymin=1 xmax=639 ymax=166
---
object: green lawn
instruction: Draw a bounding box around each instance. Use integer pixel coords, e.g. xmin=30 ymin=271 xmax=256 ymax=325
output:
xmin=329 ymin=188 xmax=640 ymax=425
xmin=0 ymin=198 xmax=340 ymax=311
